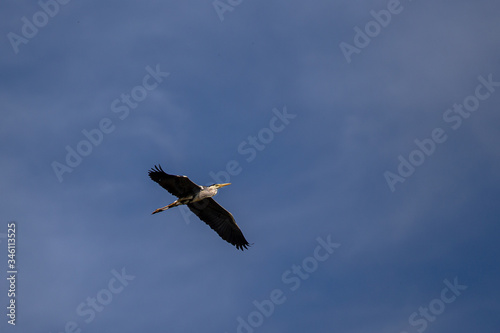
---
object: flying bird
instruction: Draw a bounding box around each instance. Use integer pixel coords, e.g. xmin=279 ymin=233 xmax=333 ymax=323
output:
xmin=148 ymin=165 xmax=250 ymax=250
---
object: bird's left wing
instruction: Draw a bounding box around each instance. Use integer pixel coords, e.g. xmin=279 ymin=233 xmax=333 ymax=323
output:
xmin=188 ymin=198 xmax=250 ymax=250
xmin=148 ymin=165 xmax=200 ymax=198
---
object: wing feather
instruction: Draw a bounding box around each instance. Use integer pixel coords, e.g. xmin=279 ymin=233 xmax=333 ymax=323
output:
xmin=148 ymin=165 xmax=200 ymax=198
xmin=188 ymin=198 xmax=250 ymax=250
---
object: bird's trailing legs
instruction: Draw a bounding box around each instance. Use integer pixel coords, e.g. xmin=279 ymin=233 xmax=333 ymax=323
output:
xmin=152 ymin=200 xmax=182 ymax=214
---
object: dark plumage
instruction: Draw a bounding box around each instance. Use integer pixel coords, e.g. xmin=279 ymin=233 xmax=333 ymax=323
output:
xmin=148 ymin=165 xmax=250 ymax=250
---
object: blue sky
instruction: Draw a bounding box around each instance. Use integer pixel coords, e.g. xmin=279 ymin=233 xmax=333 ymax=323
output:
xmin=1 ymin=0 xmax=500 ymax=332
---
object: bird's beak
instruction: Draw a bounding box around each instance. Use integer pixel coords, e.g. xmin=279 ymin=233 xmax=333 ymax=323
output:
xmin=217 ymin=183 xmax=231 ymax=188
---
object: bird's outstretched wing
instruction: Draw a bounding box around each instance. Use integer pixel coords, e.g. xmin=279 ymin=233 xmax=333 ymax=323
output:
xmin=148 ymin=165 xmax=200 ymax=198
xmin=188 ymin=198 xmax=250 ymax=250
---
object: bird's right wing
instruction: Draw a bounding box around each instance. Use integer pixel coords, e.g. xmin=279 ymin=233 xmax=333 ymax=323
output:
xmin=188 ymin=198 xmax=250 ymax=250
xmin=148 ymin=165 xmax=200 ymax=198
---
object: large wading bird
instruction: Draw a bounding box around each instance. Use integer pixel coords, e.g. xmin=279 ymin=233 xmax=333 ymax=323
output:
xmin=148 ymin=165 xmax=250 ymax=250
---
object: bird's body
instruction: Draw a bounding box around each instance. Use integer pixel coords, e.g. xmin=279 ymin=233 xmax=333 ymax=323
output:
xmin=148 ymin=165 xmax=250 ymax=250
xmin=151 ymin=183 xmax=219 ymax=211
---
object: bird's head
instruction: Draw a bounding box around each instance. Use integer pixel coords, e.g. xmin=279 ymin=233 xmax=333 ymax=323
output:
xmin=213 ymin=183 xmax=231 ymax=189
xmin=206 ymin=183 xmax=231 ymax=196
